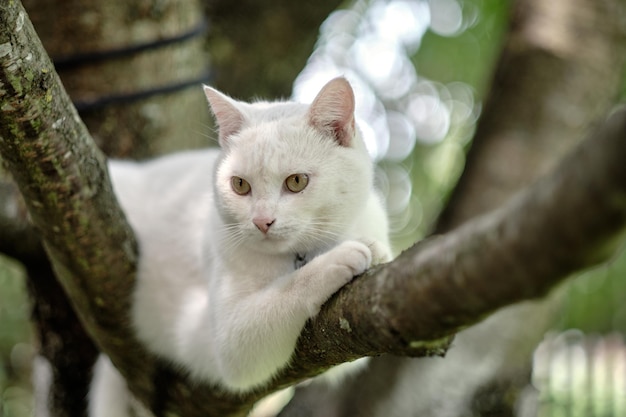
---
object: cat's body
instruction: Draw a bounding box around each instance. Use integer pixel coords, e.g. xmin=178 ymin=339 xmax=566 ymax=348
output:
xmin=89 ymin=78 xmax=391 ymax=416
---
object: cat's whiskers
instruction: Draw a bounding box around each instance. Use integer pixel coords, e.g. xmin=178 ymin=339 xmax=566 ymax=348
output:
xmin=217 ymin=216 xmax=349 ymax=256
xmin=217 ymin=223 xmax=247 ymax=253
xmin=295 ymin=220 xmax=345 ymax=253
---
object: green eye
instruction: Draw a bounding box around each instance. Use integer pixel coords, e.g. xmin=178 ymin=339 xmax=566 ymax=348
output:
xmin=231 ymin=176 xmax=251 ymax=195
xmin=285 ymin=173 xmax=309 ymax=193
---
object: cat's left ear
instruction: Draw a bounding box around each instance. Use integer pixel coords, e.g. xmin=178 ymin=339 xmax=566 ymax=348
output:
xmin=307 ymin=77 xmax=356 ymax=147
xmin=203 ymin=85 xmax=245 ymax=149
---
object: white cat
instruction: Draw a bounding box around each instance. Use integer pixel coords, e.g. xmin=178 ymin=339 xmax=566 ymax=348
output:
xmin=89 ymin=77 xmax=392 ymax=416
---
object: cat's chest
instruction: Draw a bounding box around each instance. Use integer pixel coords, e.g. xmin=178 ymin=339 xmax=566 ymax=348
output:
xmin=219 ymin=249 xmax=316 ymax=282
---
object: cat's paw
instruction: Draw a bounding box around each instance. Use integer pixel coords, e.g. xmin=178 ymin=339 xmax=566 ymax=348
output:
xmin=331 ymin=240 xmax=373 ymax=279
xmin=325 ymin=240 xmax=372 ymax=283
xmin=299 ymin=241 xmax=372 ymax=314
xmin=357 ymin=238 xmax=392 ymax=266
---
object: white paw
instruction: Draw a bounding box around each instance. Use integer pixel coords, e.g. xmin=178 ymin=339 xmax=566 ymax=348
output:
xmin=326 ymin=240 xmax=372 ymax=283
xmin=357 ymin=238 xmax=392 ymax=266
xmin=299 ymin=241 xmax=373 ymax=315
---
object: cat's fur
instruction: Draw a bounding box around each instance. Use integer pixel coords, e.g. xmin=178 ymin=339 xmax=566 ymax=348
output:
xmin=89 ymin=77 xmax=391 ymax=416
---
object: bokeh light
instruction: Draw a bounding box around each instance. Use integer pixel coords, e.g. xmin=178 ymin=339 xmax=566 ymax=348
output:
xmin=531 ymin=331 xmax=626 ymax=416
xmin=293 ymin=0 xmax=480 ymax=252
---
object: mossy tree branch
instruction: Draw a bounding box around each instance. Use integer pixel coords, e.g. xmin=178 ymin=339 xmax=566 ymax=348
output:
xmin=0 ymin=0 xmax=153 ymax=412
xmin=1 ymin=1 xmax=626 ymax=416
xmin=0 ymin=2 xmax=137 ymax=347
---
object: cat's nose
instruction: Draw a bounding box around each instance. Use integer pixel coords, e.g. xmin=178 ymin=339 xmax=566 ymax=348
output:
xmin=253 ymin=217 xmax=275 ymax=234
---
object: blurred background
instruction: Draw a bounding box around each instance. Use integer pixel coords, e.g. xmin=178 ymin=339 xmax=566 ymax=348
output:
xmin=1 ymin=0 xmax=625 ymax=415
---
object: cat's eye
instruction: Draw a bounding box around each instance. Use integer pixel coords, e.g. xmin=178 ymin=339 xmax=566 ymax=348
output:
xmin=231 ymin=176 xmax=251 ymax=195
xmin=285 ymin=174 xmax=309 ymax=193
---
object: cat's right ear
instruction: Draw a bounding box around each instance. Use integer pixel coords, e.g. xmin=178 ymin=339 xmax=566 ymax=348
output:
xmin=203 ymin=85 xmax=245 ymax=149
xmin=307 ymin=77 xmax=356 ymax=147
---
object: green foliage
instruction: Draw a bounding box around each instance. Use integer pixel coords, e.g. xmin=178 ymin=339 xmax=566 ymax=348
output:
xmin=0 ymin=256 xmax=33 ymax=417
xmin=560 ymin=248 xmax=626 ymax=334
xmin=412 ymin=0 xmax=510 ymax=96
xmin=394 ymin=0 xmax=510 ymax=246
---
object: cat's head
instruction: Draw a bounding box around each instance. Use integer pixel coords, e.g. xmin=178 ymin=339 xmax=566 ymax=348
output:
xmin=204 ymin=77 xmax=373 ymax=255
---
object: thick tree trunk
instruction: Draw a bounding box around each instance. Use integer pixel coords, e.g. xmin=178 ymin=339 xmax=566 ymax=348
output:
xmin=22 ymin=0 xmax=211 ymax=158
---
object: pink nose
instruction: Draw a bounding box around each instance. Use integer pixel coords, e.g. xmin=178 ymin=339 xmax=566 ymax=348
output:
xmin=253 ymin=217 xmax=275 ymax=234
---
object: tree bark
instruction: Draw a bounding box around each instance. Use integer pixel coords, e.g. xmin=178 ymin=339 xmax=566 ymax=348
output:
xmin=1 ymin=1 xmax=626 ymax=417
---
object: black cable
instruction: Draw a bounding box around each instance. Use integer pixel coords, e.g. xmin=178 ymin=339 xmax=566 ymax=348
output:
xmin=74 ymin=71 xmax=213 ymax=114
xmin=53 ymin=19 xmax=209 ymax=71
xmin=50 ymin=19 xmax=211 ymax=112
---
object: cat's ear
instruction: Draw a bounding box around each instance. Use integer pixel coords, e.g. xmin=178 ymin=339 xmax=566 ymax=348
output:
xmin=203 ymin=85 xmax=245 ymax=148
xmin=307 ymin=77 xmax=356 ymax=147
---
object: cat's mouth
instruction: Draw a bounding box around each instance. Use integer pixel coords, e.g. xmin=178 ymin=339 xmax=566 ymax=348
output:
xmin=253 ymin=230 xmax=296 ymax=252
xmin=260 ymin=233 xmax=287 ymax=244
xmin=254 ymin=229 xmax=279 ymax=242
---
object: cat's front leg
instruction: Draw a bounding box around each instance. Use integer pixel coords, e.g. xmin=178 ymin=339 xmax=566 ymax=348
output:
xmin=294 ymin=240 xmax=373 ymax=316
xmin=207 ymin=241 xmax=373 ymax=391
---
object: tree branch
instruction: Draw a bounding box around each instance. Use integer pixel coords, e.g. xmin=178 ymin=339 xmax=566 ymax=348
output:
xmin=0 ymin=0 xmax=153 ymax=409
xmin=436 ymin=0 xmax=626 ymax=233
xmin=279 ymin=107 xmax=626 ymax=384
xmin=1 ymin=1 xmax=625 ymax=416
xmin=0 ymin=4 xmax=137 ymax=334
